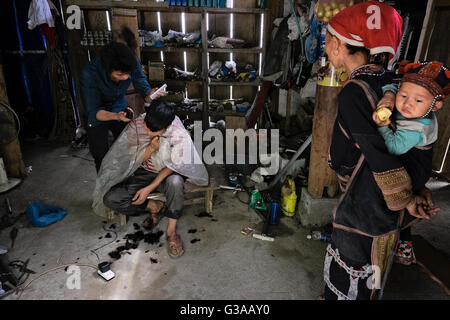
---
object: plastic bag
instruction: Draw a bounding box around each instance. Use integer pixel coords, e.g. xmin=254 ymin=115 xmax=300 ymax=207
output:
xmin=26 ymin=201 xmax=67 ymax=227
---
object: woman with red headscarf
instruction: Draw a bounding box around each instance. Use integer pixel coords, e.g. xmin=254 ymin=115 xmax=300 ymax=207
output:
xmin=322 ymin=1 xmax=439 ymax=300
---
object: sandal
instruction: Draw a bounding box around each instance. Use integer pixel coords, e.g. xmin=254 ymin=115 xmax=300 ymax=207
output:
xmin=166 ymin=233 xmax=184 ymax=258
xmin=143 ymin=200 xmax=165 ymax=230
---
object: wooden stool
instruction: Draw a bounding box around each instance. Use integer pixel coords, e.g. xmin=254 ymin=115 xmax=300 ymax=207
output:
xmin=106 ymin=207 xmax=127 ymax=226
xmin=183 ymin=178 xmax=219 ymax=213
xmin=109 ymin=178 xmax=219 ymax=226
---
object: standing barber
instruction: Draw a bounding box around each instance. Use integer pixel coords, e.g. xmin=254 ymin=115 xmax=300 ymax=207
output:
xmin=80 ymin=42 xmax=163 ymax=172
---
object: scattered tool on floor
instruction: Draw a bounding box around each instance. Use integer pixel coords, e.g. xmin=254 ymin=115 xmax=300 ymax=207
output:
xmin=1 ymin=198 xmax=25 ymax=230
xmin=252 ymin=208 xmax=274 ymax=242
xmin=241 ymin=226 xmax=254 ymax=236
xmin=9 ymin=227 xmax=18 ymax=249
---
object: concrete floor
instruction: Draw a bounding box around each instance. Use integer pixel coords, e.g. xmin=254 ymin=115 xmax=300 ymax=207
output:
xmin=0 ymin=141 xmax=449 ymax=300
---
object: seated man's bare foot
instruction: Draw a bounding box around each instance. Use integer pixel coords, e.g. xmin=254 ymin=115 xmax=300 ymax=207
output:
xmin=143 ymin=200 xmax=165 ymax=229
xmin=167 ymin=233 xmax=184 ymax=258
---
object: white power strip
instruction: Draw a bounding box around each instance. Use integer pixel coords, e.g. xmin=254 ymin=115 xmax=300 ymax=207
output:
xmin=98 ymin=270 xmax=115 ymax=281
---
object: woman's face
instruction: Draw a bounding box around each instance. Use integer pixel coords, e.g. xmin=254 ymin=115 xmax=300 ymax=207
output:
xmin=110 ymin=70 xmax=130 ymax=83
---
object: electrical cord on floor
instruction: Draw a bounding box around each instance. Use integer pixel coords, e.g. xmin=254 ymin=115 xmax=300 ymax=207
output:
xmin=236 ymin=190 xmax=250 ymax=205
xmin=71 ymin=154 xmax=94 ymax=162
xmin=16 ymin=263 xmax=98 ymax=300
xmin=90 ymin=225 xmax=119 ymax=263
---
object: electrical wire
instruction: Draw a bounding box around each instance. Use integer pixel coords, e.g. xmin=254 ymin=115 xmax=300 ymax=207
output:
xmin=17 ymin=263 xmax=98 ymax=300
xmin=235 ymin=190 xmax=250 ymax=205
xmin=71 ymin=154 xmax=94 ymax=162
xmin=90 ymin=225 xmax=119 ymax=263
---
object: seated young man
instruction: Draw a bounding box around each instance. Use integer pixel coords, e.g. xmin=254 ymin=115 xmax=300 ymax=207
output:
xmin=96 ymin=101 xmax=208 ymax=258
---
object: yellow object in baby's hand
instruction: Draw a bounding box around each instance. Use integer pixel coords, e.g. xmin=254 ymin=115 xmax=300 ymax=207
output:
xmin=376 ymin=107 xmax=392 ymax=121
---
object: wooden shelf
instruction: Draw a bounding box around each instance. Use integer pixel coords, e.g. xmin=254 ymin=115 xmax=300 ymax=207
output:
xmin=68 ymin=1 xmax=267 ymax=14
xmin=67 ymin=0 xmax=168 ymax=10
xmin=142 ymin=46 xmax=202 ymax=53
xmin=209 ymin=111 xmax=247 ymax=117
xmin=146 ymin=7 xmax=267 ymax=14
xmin=67 ymin=0 xmax=269 ymax=130
xmin=142 ymin=47 xmax=262 ymax=53
xmin=149 ymin=79 xmax=203 ymax=86
xmin=208 ymin=79 xmax=262 ymax=86
xmin=207 ymin=47 xmax=262 ymax=53
xmin=81 ymin=45 xmax=103 ymax=50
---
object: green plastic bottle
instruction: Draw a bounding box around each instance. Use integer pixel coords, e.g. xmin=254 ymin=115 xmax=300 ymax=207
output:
xmin=249 ymin=189 xmax=267 ymax=211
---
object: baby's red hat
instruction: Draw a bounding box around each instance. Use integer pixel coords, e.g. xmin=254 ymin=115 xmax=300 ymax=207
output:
xmin=401 ymin=61 xmax=450 ymax=99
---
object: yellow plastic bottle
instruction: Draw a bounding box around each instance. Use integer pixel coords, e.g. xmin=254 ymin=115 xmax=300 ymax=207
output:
xmin=281 ymin=178 xmax=297 ymax=217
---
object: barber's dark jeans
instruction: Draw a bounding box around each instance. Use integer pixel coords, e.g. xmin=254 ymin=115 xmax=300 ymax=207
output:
xmin=103 ymin=167 xmax=184 ymax=220
xmin=87 ymin=121 xmax=127 ymax=172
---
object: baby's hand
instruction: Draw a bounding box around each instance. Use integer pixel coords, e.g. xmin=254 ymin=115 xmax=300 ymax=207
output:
xmin=372 ymin=110 xmax=391 ymax=127
xmin=377 ymin=91 xmax=395 ymax=110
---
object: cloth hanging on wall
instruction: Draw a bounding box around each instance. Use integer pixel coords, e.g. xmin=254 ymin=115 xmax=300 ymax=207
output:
xmin=27 ymin=0 xmax=55 ymax=30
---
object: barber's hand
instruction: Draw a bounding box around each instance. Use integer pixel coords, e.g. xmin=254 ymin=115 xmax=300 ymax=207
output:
xmin=145 ymin=87 xmax=166 ymax=103
xmin=116 ymin=111 xmax=131 ymax=122
xmin=372 ymin=111 xmax=391 ymax=127
xmin=132 ymin=185 xmax=155 ymax=205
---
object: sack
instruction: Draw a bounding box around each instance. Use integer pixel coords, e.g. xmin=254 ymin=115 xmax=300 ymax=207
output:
xmin=26 ymin=201 xmax=67 ymax=227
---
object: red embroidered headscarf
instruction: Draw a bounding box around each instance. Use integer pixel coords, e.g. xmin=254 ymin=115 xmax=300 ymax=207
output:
xmin=327 ymin=0 xmax=403 ymax=69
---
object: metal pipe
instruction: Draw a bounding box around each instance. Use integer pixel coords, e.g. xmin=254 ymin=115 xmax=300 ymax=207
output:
xmin=258 ymin=134 xmax=312 ymax=191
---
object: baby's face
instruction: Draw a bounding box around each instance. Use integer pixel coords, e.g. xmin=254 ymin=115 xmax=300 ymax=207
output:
xmin=396 ymin=82 xmax=434 ymax=118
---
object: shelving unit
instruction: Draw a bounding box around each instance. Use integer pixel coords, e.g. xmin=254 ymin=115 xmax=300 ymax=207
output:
xmin=66 ymin=0 xmax=269 ymax=129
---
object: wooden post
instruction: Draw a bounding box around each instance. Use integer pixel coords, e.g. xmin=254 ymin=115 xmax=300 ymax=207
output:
xmin=111 ymin=8 xmax=140 ymax=60
xmin=0 ymin=65 xmax=26 ymax=178
xmin=205 ymin=189 xmax=213 ymax=213
xmin=433 ymin=98 xmax=450 ymax=177
xmin=307 ymin=84 xmax=340 ymax=199
xmin=201 ymin=11 xmax=209 ymax=130
xmin=285 ymin=89 xmax=291 ymax=134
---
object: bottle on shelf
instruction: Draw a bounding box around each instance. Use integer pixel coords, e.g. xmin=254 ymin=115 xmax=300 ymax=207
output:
xmin=87 ymin=31 xmax=94 ymax=46
xmin=80 ymin=33 xmax=88 ymax=46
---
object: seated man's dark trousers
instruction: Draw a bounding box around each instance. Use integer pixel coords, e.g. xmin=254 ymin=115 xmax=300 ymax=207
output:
xmin=103 ymin=167 xmax=184 ymax=219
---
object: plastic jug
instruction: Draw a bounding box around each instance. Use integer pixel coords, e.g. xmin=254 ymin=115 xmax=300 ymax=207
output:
xmin=281 ymin=178 xmax=297 ymax=216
